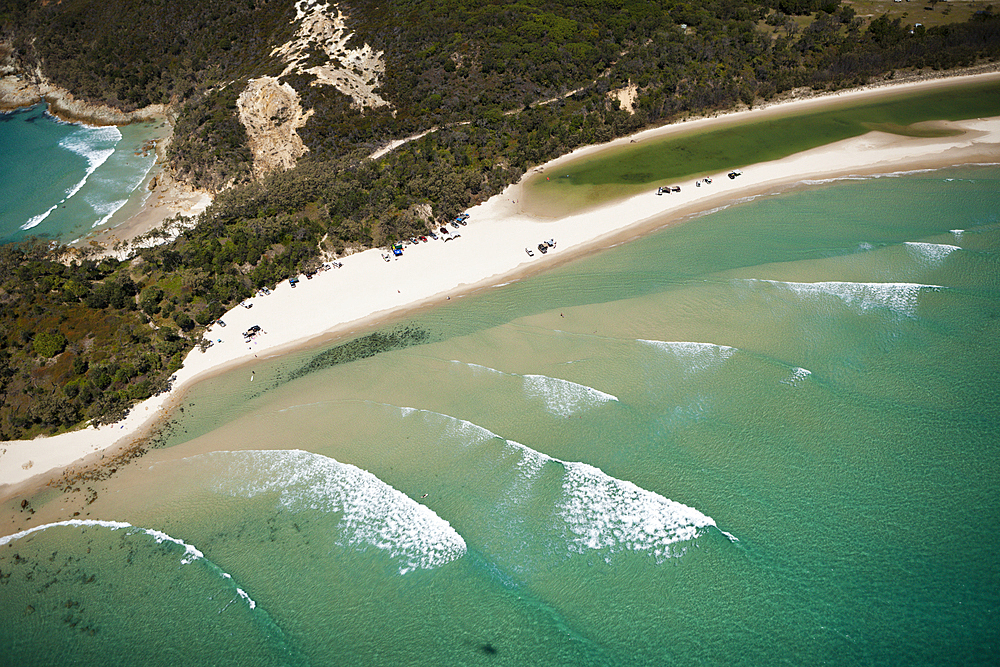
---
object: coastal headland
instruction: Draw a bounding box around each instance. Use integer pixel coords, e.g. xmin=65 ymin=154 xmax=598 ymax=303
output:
xmin=2 ymin=70 xmax=999 ymax=501
xmin=0 ymin=73 xmax=213 ymax=255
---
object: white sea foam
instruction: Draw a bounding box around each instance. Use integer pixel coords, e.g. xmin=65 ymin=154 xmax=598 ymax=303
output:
xmin=780 ymin=366 xmax=813 ymax=387
xmin=235 ymin=588 xmax=256 ymax=610
xmin=91 ymin=198 xmax=129 ymax=228
xmin=746 ymin=280 xmax=942 ymax=318
xmin=638 ymin=340 xmax=736 ymax=374
xmin=450 ymin=360 xmax=504 ymax=376
xmin=557 ymin=460 xmax=722 ymax=559
xmin=0 ymin=519 xmax=132 ymax=546
xmin=0 ymin=519 xmax=256 ymax=608
xmin=397 ymin=407 xmax=736 ymax=561
xmin=449 ymin=360 xmax=618 ymax=416
xmin=20 ymin=203 xmax=59 ymax=230
xmin=522 ymin=374 xmax=618 ymax=417
xmin=208 ymin=449 xmax=466 ymax=575
xmin=905 ymin=242 xmax=960 ymax=267
xmin=58 ymin=126 xmax=120 ymax=202
xmin=502 ymin=438 xmax=736 ymax=561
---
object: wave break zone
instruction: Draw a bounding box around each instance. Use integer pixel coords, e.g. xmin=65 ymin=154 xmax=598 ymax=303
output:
xmin=398 ymin=406 xmax=738 ymax=564
xmin=204 ymin=449 xmax=467 ymax=575
xmin=449 ymin=361 xmax=618 ymax=417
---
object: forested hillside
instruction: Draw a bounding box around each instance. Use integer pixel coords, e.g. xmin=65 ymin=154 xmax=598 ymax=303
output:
xmin=1 ymin=0 xmax=999 ymax=439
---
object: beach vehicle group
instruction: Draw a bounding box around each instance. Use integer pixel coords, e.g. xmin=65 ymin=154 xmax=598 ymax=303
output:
xmin=243 ymin=324 xmax=262 ymax=342
xmin=527 ymin=239 xmax=557 ymax=257
xmin=379 ymin=215 xmax=474 ymax=260
xmin=656 ymin=173 xmax=734 ymax=195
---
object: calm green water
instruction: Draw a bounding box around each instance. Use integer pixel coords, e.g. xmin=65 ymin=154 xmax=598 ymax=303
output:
xmin=2 ymin=166 xmax=999 ymax=665
xmin=0 ymin=103 xmax=165 ymax=245
xmin=527 ymin=78 xmax=1000 ymax=212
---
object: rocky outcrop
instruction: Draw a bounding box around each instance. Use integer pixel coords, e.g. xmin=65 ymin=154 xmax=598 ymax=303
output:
xmin=237 ymin=76 xmax=314 ymax=177
xmin=0 ymin=71 xmax=167 ymax=126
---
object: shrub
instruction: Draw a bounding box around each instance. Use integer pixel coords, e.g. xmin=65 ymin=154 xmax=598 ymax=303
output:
xmin=32 ymin=332 xmax=66 ymax=358
xmin=173 ymin=311 xmax=195 ymax=331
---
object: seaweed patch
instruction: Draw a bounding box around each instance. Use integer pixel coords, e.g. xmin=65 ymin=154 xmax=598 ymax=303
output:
xmin=285 ymin=324 xmax=433 ymax=383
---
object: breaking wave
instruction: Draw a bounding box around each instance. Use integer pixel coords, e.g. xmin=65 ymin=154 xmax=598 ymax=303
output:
xmin=396 ymin=407 xmax=736 ymax=563
xmin=91 ymin=198 xmax=129 ymax=228
xmin=780 ymin=366 xmax=813 ymax=387
xmin=205 ymin=449 xmax=466 ymax=575
xmin=522 ymin=375 xmax=618 ymax=417
xmin=0 ymin=519 xmax=257 ymax=610
xmin=59 ymin=125 xmax=120 ymax=200
xmin=19 ymin=124 xmax=121 ymax=231
xmin=740 ymin=279 xmax=942 ymax=318
xmin=448 ymin=360 xmax=618 ymax=416
xmin=905 ymin=241 xmax=960 ymax=267
xmin=19 ymin=203 xmax=59 ymax=231
xmin=638 ymin=340 xmax=737 ymax=374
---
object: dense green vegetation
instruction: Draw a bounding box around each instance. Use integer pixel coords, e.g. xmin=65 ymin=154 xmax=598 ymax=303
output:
xmin=1 ymin=0 xmax=999 ymax=438
xmin=0 ymin=241 xmax=192 ymax=439
xmin=2 ymin=0 xmax=293 ymax=109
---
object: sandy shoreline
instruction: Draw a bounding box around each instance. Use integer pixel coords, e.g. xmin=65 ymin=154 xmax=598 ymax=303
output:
xmin=79 ymin=129 xmax=213 ymax=258
xmin=2 ymin=71 xmax=1000 ymax=501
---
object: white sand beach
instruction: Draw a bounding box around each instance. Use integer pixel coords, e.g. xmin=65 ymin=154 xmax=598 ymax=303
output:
xmin=2 ymin=72 xmax=999 ymax=496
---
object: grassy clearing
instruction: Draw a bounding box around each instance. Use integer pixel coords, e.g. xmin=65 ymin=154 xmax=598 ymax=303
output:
xmin=844 ymin=0 xmax=991 ymax=28
xmin=524 ymin=78 xmax=1000 ymax=215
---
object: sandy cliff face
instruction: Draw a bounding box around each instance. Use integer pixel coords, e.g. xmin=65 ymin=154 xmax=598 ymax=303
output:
xmin=237 ymin=0 xmax=390 ymax=175
xmin=237 ymin=76 xmax=314 ymax=177
xmin=274 ymin=0 xmax=390 ymax=110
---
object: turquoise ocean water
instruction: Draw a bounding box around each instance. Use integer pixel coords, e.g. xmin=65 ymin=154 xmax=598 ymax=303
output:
xmin=0 ymin=103 xmax=164 ymax=245
xmin=2 ymin=166 xmax=999 ymax=665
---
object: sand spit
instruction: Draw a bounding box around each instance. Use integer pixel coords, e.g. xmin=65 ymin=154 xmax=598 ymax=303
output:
xmin=2 ymin=72 xmax=1000 ymax=498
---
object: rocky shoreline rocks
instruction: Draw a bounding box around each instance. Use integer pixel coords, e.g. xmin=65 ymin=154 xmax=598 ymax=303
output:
xmin=0 ymin=71 xmax=168 ymax=126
